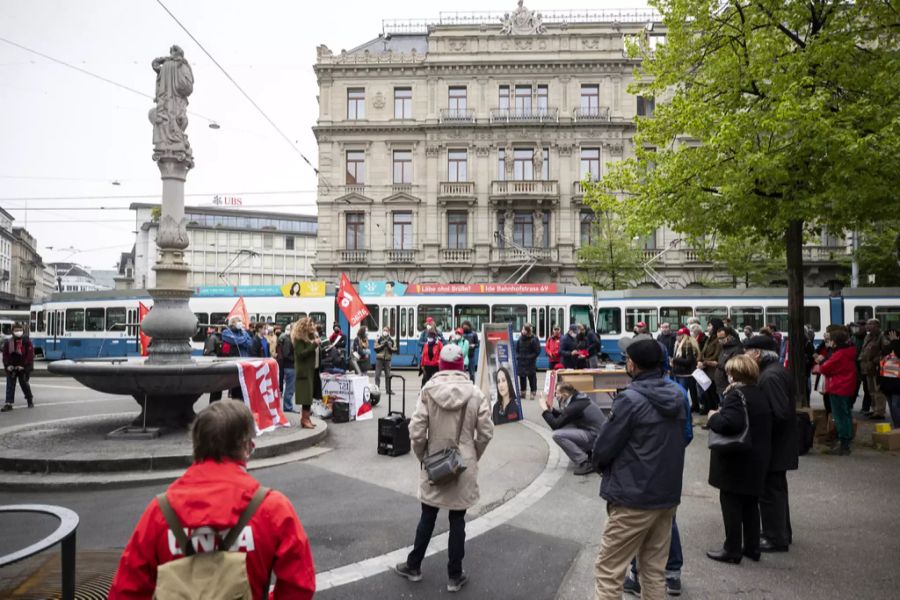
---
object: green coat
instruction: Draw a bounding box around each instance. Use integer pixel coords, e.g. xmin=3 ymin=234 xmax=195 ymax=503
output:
xmin=294 ymin=338 xmax=318 ymax=407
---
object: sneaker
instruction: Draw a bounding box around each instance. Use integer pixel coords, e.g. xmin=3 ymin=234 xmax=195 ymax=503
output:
xmin=623 ymin=575 xmax=641 ymax=595
xmin=573 ymin=461 xmax=595 ymax=476
xmin=666 ymin=577 xmax=682 ymax=596
xmin=392 ymin=562 xmax=422 ymax=582
xmin=447 ymin=573 xmax=469 ymax=592
xmin=0 ymin=404 xmax=11 ymax=412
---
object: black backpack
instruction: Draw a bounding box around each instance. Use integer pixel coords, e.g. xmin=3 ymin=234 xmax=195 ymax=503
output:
xmin=796 ymin=412 xmax=814 ymax=456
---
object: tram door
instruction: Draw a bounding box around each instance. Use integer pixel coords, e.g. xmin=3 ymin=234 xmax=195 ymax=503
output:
xmin=380 ymin=305 xmax=407 ymax=366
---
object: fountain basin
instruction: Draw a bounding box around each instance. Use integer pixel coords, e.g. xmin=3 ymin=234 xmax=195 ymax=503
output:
xmin=48 ymin=357 xmax=268 ymax=430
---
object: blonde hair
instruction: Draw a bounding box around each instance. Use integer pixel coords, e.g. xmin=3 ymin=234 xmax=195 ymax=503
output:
xmin=677 ymin=334 xmax=700 ymax=356
xmin=290 ymin=317 xmax=318 ymax=344
xmin=725 ymin=354 xmax=759 ymax=385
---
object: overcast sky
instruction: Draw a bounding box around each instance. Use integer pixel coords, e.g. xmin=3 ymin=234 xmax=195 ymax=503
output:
xmin=0 ymin=0 xmax=650 ymax=270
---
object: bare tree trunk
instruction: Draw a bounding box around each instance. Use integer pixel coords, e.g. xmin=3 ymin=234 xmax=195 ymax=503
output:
xmin=786 ymin=219 xmax=807 ymax=408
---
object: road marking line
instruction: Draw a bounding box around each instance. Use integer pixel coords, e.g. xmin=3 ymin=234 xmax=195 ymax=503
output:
xmin=28 ymin=383 xmax=88 ymax=390
xmin=314 ymin=419 xmax=567 ymax=591
xmin=33 ymin=398 xmax=131 ymax=407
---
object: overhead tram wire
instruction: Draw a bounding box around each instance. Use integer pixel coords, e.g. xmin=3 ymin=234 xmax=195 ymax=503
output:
xmin=0 ymin=190 xmax=318 ymax=202
xmin=0 ymin=35 xmax=219 ymax=125
xmin=153 ymin=0 xmax=326 ymax=190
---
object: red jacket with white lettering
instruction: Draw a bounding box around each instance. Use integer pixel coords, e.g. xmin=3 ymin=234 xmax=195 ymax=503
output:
xmin=108 ymin=459 xmax=315 ymax=600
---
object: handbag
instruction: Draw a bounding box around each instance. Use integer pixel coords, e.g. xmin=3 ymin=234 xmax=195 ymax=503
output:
xmin=422 ymin=401 xmax=468 ymax=486
xmin=707 ymin=388 xmax=752 ymax=453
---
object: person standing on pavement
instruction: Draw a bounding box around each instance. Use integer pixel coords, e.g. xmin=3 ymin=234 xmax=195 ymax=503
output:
xmin=461 ymin=321 xmax=479 ymax=382
xmin=657 ymin=322 xmax=677 ymax=358
xmin=203 ymin=327 xmax=224 ymax=403
xmin=542 ymin=382 xmax=606 ymax=475
xmin=449 ymin=328 xmax=470 ymax=375
xmin=713 ymin=327 xmax=744 ymax=401
xmin=266 ymin=324 xmax=279 ymax=362
xmin=743 ymin=335 xmax=798 ymax=553
xmin=881 ymin=330 xmax=900 ymax=428
xmin=420 ymin=328 xmax=443 ymax=386
xmin=586 ymin=326 xmax=602 ymax=367
xmin=516 ymin=324 xmax=540 ymax=400
xmin=860 ymin=318 xmax=890 ymax=419
xmin=221 ymin=316 xmax=253 ymax=400
xmin=672 ymin=327 xmax=701 ymax=413
xmin=292 ymin=317 xmax=320 ymax=429
xmin=815 ymin=328 xmax=857 ymax=455
xmin=705 ymin=354 xmax=772 ymax=565
xmin=351 ymin=326 xmax=370 ymax=375
xmin=698 ymin=318 xmax=724 ymax=412
xmin=590 ymin=339 xmax=687 ymax=600
xmin=108 ymin=400 xmax=316 ymax=599
xmin=2 ymin=323 xmax=34 ymax=411
xmin=560 ymin=324 xmax=580 ymax=369
xmin=546 ymin=326 xmax=562 ymax=370
xmin=393 ymin=344 xmax=494 ymax=593
xmin=280 ymin=323 xmax=296 ymax=413
xmin=374 ymin=326 xmax=396 ymax=396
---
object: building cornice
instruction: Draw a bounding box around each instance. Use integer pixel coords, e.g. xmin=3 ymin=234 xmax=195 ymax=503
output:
xmin=313 ymin=120 xmax=637 ymax=138
xmin=316 ymin=58 xmax=640 ymax=80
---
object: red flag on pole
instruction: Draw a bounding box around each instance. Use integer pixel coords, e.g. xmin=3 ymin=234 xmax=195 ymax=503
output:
xmin=337 ymin=273 xmax=370 ymax=327
xmin=138 ymin=302 xmax=151 ymax=356
xmin=228 ymin=297 xmax=249 ymax=325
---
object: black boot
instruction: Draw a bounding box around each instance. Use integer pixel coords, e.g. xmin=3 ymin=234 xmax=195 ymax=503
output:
xmin=706 ymin=548 xmax=742 ymax=564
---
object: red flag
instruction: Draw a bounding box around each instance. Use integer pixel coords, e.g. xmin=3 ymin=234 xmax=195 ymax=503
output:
xmin=337 ymin=273 xmax=370 ymax=327
xmin=228 ymin=296 xmax=249 ymax=326
xmin=138 ymin=302 xmax=151 ymax=356
xmin=236 ymin=358 xmax=290 ymax=434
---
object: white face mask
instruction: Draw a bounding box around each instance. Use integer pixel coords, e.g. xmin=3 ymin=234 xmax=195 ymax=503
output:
xmin=13 ymin=331 xmax=23 ymax=338
xmin=383 ymin=330 xmax=390 ymax=336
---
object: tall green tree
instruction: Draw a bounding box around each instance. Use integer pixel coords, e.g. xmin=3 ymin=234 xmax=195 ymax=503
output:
xmin=577 ymin=185 xmax=646 ymax=290
xmin=595 ymin=0 xmax=900 ymax=405
xmin=712 ymin=234 xmax=786 ymax=288
xmin=856 ymin=222 xmax=900 ymax=286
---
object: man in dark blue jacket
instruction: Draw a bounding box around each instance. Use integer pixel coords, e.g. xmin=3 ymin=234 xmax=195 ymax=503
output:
xmin=542 ymin=383 xmax=607 ymax=475
xmin=559 ymin=324 xmax=580 ymax=369
xmin=591 ymin=339 xmax=687 ymax=600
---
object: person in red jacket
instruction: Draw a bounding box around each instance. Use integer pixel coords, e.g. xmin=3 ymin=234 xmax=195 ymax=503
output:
xmin=2 ymin=322 xmax=35 ymax=411
xmin=108 ymin=400 xmax=316 ymax=599
xmin=546 ymin=326 xmax=562 ymax=369
xmin=420 ymin=327 xmax=443 ymax=386
xmin=815 ymin=328 xmax=858 ymax=456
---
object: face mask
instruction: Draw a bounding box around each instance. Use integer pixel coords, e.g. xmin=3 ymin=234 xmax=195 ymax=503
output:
xmin=13 ymin=331 xmax=23 ymax=338
xmin=383 ymin=330 xmax=390 ymax=336
xmin=235 ymin=323 xmax=244 ymax=330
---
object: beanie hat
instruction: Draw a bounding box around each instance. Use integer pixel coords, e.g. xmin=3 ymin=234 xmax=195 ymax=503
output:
xmin=568 ymin=324 xmax=579 ymax=333
xmin=439 ymin=344 xmax=466 ymax=371
xmin=743 ymin=335 xmax=778 ymax=352
xmin=623 ymin=338 xmax=663 ymax=369
xmin=676 ymin=327 xmax=689 ymax=336
xmin=709 ymin=318 xmax=725 ymax=333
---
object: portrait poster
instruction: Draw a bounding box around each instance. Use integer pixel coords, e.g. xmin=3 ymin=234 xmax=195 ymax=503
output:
xmin=476 ymin=323 xmax=523 ymax=425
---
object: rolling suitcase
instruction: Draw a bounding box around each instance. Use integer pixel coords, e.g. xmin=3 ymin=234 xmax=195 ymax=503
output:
xmin=377 ymin=374 xmax=410 ymax=456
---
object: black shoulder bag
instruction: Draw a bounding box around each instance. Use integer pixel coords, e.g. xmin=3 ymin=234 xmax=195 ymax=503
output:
xmin=422 ymin=402 xmax=468 ymax=486
xmin=707 ymin=388 xmax=752 ymax=453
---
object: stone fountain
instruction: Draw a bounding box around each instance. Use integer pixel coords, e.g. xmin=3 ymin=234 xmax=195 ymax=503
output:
xmin=49 ymin=46 xmax=242 ymax=433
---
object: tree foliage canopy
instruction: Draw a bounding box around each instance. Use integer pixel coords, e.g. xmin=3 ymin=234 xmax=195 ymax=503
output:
xmin=577 ymin=184 xmax=647 ymax=290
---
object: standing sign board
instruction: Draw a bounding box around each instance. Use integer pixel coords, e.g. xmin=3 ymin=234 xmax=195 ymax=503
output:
xmin=320 ymin=373 xmax=374 ymax=421
xmin=476 ymin=323 xmax=523 ymax=425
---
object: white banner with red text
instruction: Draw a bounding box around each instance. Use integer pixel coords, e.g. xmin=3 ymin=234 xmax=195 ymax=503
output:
xmin=237 ymin=358 xmax=290 ymax=434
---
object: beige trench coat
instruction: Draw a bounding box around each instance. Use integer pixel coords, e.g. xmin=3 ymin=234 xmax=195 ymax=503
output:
xmin=410 ymin=370 xmax=494 ymax=511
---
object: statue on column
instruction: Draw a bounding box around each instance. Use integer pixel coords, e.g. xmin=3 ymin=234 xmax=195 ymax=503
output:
xmin=504 ymin=208 xmax=515 ymax=245
xmin=532 ymin=147 xmax=543 ymax=179
xmin=149 ymin=45 xmax=194 ymax=167
xmin=504 ymin=143 xmax=515 ymax=179
xmin=533 ymin=209 xmax=544 ymax=248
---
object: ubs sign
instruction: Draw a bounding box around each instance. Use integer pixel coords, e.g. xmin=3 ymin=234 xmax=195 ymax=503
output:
xmin=213 ymin=194 xmax=242 ymax=206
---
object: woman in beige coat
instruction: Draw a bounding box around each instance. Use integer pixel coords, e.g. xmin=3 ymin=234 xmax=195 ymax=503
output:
xmin=393 ymin=344 xmax=494 ymax=593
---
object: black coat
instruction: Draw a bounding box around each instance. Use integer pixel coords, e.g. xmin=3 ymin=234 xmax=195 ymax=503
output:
xmin=559 ymin=333 xmax=579 ymax=369
xmin=516 ymin=335 xmax=541 ymax=376
xmin=542 ymin=392 xmax=607 ymax=435
xmin=672 ymin=343 xmax=698 ymax=377
xmin=658 ymin=331 xmax=677 ymax=357
xmin=707 ymin=384 xmax=773 ymax=496
xmin=714 ymin=339 xmax=744 ymax=392
xmin=758 ymin=355 xmax=799 ymax=472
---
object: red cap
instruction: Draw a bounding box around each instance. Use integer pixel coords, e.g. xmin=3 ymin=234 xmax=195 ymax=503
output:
xmin=636 ymin=321 xmax=647 ymax=328
xmin=677 ymin=327 xmax=690 ymax=335
xmin=426 ymin=317 xmax=434 ymax=323
xmin=456 ymin=327 xmax=464 ymax=335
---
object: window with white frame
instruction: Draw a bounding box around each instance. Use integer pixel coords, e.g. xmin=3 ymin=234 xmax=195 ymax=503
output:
xmin=394 ymin=87 xmax=412 ymax=119
xmin=448 ymin=150 xmax=468 ymax=182
xmin=347 ymin=88 xmax=365 ymax=120
xmin=447 ymin=211 xmax=467 ymax=249
xmin=393 ymin=150 xmax=412 ymax=184
xmin=580 ymin=148 xmax=601 ymax=180
xmin=392 ymin=212 xmax=413 ymax=250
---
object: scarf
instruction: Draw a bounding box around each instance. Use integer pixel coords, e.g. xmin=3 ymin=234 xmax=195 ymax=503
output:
xmin=426 ymin=337 xmax=437 ymax=360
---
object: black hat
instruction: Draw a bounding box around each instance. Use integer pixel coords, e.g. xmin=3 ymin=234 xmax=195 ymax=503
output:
xmin=709 ymin=318 xmax=725 ymax=333
xmin=743 ymin=335 xmax=778 ymax=352
xmin=623 ymin=338 xmax=663 ymax=369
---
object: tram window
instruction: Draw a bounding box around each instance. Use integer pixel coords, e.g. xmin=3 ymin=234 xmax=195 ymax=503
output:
xmin=454 ymin=305 xmax=489 ymax=332
xmin=85 ymin=308 xmax=105 ymax=332
xmin=492 ymin=304 xmax=527 ymax=330
xmin=362 ymin=304 xmax=379 ymax=332
xmin=408 ymin=308 xmax=415 ymax=336
xmin=529 ymin=308 xmax=537 ymax=330
xmin=659 ymin=307 xmax=693 ymax=328
xmin=875 ymin=306 xmax=900 ymax=332
xmin=538 ymin=308 xmax=546 ymax=338
xmin=731 ymin=307 xmax=764 ymax=331
xmin=400 ymin=308 xmax=408 ymax=337
xmin=549 ymin=307 xmax=564 ymax=332
xmin=37 ymin=311 xmax=45 ymax=332
xmin=192 ymin=313 xmax=209 ymax=343
xmin=309 ymin=312 xmax=326 ymax=327
xmin=275 ymin=312 xmax=306 ymax=327
xmin=30 ymin=311 xmax=36 ymax=332
xmin=853 ymin=306 xmax=873 ymax=322
xmin=107 ymin=307 xmax=126 ymax=332
xmin=695 ymin=307 xmax=727 ymax=330
xmin=766 ymin=307 xmax=789 ymax=333
xmin=624 ymin=307 xmax=658 ymax=332
xmin=210 ymin=312 xmax=229 ymax=327
xmin=126 ymin=309 xmax=138 ymax=337
xmin=571 ymin=304 xmax=595 ymax=331
xmin=804 ymin=307 xmax=822 ymax=331
xmin=597 ymin=308 xmax=622 ymax=335
xmin=418 ymin=305 xmax=452 ymax=332
xmin=65 ymin=309 xmax=85 ymax=332
xmin=1 ymin=322 xmax=10 ymax=335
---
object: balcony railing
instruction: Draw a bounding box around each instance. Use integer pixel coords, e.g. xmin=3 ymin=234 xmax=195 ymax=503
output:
xmin=439 ymin=108 xmax=476 ymax=124
xmin=387 ymin=249 xmax=417 ymax=264
xmin=494 ymin=247 xmax=557 ymax=262
xmin=339 ymin=249 xmax=368 ymax=263
xmin=438 ymin=181 xmax=475 ymax=197
xmin=491 ymin=180 xmax=559 ymax=196
xmin=489 ymin=107 xmax=559 ymax=123
xmin=802 ymin=245 xmax=846 ymax=262
xmin=573 ymin=106 xmax=611 ymax=122
xmin=441 ymin=248 xmax=474 ymax=263
xmin=342 ymin=184 xmax=367 ymax=195
xmin=391 ymin=183 xmax=413 ymax=195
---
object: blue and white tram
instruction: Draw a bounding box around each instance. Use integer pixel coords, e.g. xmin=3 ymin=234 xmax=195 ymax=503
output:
xmin=353 ymin=283 xmax=597 ymax=369
xmin=594 ymin=287 xmax=900 ymax=361
xmin=30 ymin=285 xmax=336 ymax=360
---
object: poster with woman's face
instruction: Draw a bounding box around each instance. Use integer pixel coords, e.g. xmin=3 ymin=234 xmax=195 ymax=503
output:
xmin=480 ymin=323 xmax=523 ymax=425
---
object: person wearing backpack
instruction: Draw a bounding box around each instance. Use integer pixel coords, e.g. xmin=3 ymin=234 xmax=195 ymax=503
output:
xmin=109 ymin=400 xmax=316 ymax=599
xmin=880 ymin=329 xmax=900 ymax=428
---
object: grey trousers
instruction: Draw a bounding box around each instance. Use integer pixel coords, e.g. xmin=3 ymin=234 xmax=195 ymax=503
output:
xmin=552 ymin=426 xmax=596 ymax=465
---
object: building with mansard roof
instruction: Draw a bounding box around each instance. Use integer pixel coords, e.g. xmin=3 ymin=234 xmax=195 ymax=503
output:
xmin=312 ymin=3 xmax=849 ymax=288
